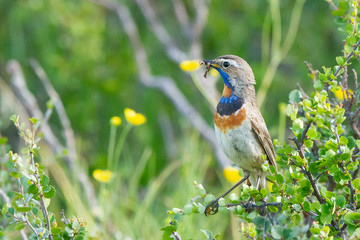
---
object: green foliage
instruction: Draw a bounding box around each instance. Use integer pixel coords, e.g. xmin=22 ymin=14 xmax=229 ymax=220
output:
xmin=1 ymin=117 xmax=87 ymax=239
xmin=164 ymin=0 xmax=360 ymax=239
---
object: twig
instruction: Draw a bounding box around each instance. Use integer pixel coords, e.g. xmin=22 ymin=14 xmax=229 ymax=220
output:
xmin=290 ymin=122 xmax=326 ymax=204
xmin=0 ymin=188 xmax=29 ymax=240
xmin=334 ymin=40 xmax=360 ymax=77
xmin=29 ymin=148 xmax=52 ymax=239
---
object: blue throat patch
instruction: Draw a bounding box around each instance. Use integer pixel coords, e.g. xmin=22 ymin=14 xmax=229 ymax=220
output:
xmin=220 ymin=94 xmax=239 ymax=104
xmin=214 ymin=67 xmax=233 ymax=90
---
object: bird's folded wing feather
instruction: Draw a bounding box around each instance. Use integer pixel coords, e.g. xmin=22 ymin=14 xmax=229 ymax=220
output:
xmin=250 ymin=116 xmax=277 ymax=172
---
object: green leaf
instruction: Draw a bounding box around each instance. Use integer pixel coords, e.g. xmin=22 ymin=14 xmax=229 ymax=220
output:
xmin=307 ymin=126 xmax=318 ymax=140
xmin=260 ymin=188 xmax=267 ymax=198
xmin=344 ymin=212 xmax=360 ymax=225
xmin=9 ymin=171 xmax=22 ymax=179
xmin=74 ymin=236 xmax=84 ymax=240
xmin=43 ymin=186 xmax=56 ymax=198
xmin=15 ymin=222 xmax=25 ymax=231
xmin=275 ymin=174 xmax=284 ymax=184
xmin=289 ymin=90 xmax=302 ymax=103
xmin=9 ymin=115 xmax=18 ymax=123
xmin=17 ymin=207 xmax=31 ymax=212
xmin=247 ymin=211 xmax=257 ymax=220
xmin=161 ymin=225 xmax=176 ymax=240
xmin=200 ymin=229 xmax=214 ymax=240
xmin=183 ymin=204 xmax=193 ymax=215
xmin=314 ymin=80 xmax=324 ymax=91
xmin=304 ymin=139 xmax=313 ymax=148
xmin=28 ymin=184 xmax=39 ymax=195
xmin=41 ymin=175 xmax=50 ymax=186
xmin=339 ymin=136 xmax=348 ymax=145
xmin=310 ymin=227 xmax=321 ymax=234
xmin=268 ymin=205 xmax=278 ymax=213
xmin=1 ymin=203 xmax=8 ymax=215
xmin=352 ymin=178 xmax=360 ymax=190
xmin=335 ymin=195 xmax=346 ymax=207
xmin=303 ymin=201 xmax=311 ymax=212
xmin=336 ymin=56 xmax=346 ymax=66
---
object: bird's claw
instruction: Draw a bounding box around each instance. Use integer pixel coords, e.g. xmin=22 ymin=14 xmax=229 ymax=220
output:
xmin=204 ymin=199 xmax=219 ymax=216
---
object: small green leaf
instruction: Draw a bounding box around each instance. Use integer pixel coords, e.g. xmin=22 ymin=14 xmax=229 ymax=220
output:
xmin=247 ymin=211 xmax=257 ymax=220
xmin=339 ymin=136 xmax=348 ymax=145
xmin=289 ymin=90 xmax=302 ymax=103
xmin=43 ymin=186 xmax=56 ymax=198
xmin=307 ymin=126 xmax=318 ymax=139
xmin=344 ymin=212 xmax=360 ymax=225
xmin=353 ymin=178 xmax=360 ymax=190
xmin=303 ymin=201 xmax=311 ymax=212
xmin=28 ymin=184 xmax=39 ymax=195
xmin=29 ymin=118 xmax=38 ymax=124
xmin=183 ymin=204 xmax=193 ymax=215
xmin=304 ymin=139 xmax=313 ymax=148
xmin=9 ymin=171 xmax=22 ymax=179
xmin=335 ymin=195 xmax=346 ymax=207
xmin=268 ymin=205 xmax=278 ymax=213
xmin=336 ymin=56 xmax=346 ymax=66
xmin=15 ymin=222 xmax=25 ymax=231
xmin=41 ymin=175 xmax=50 ymax=186
xmin=200 ymin=229 xmax=214 ymax=240
xmin=1 ymin=203 xmax=8 ymax=215
xmin=17 ymin=207 xmax=31 ymax=212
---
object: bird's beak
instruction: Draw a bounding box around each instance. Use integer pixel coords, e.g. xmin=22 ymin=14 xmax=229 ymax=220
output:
xmin=202 ymin=59 xmax=220 ymax=68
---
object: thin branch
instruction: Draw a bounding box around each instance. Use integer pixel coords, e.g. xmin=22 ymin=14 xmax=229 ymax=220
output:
xmin=0 ymin=188 xmax=29 ymax=240
xmin=88 ymin=0 xmax=230 ymax=167
xmin=135 ymin=0 xmax=187 ymax=62
xmin=334 ymin=40 xmax=360 ymax=77
xmin=290 ymin=122 xmax=326 ymax=204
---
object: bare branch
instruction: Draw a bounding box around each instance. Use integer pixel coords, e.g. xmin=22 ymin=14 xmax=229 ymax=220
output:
xmin=89 ymin=0 xmax=230 ymax=167
xmin=135 ymin=0 xmax=187 ymax=62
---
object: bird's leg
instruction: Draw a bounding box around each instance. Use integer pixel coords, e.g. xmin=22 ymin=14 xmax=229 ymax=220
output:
xmin=256 ymin=174 xmax=261 ymax=190
xmin=205 ymin=172 xmax=250 ymax=216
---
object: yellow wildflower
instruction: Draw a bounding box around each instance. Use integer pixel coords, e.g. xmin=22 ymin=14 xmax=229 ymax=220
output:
xmin=334 ymin=88 xmax=353 ymax=101
xmin=110 ymin=116 xmax=122 ymax=126
xmin=124 ymin=108 xmax=146 ymax=125
xmin=93 ymin=169 xmax=113 ymax=183
xmin=179 ymin=60 xmax=201 ymax=72
xmin=223 ymin=166 xmax=241 ymax=183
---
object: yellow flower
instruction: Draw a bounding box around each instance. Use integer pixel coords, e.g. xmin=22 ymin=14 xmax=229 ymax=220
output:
xmin=124 ymin=108 xmax=146 ymax=125
xmin=93 ymin=169 xmax=113 ymax=183
xmin=179 ymin=60 xmax=201 ymax=72
xmin=334 ymin=88 xmax=353 ymax=101
xmin=223 ymin=166 xmax=242 ymax=183
xmin=110 ymin=116 xmax=122 ymax=126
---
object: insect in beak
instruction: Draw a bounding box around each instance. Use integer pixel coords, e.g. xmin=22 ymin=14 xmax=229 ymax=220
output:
xmin=200 ymin=60 xmax=214 ymax=78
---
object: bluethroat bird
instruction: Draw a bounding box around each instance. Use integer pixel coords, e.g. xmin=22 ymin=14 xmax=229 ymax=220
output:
xmin=201 ymin=55 xmax=277 ymax=215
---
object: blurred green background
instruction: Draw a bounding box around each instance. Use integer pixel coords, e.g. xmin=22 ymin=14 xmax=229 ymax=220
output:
xmin=0 ymin=0 xmax=346 ymax=239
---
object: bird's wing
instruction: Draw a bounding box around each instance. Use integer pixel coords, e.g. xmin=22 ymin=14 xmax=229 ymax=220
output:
xmin=250 ymin=115 xmax=277 ymax=172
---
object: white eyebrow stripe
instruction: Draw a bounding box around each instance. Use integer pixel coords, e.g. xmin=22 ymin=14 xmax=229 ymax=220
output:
xmin=228 ymin=59 xmax=243 ymax=69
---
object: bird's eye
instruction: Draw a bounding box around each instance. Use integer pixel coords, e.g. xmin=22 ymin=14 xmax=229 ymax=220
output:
xmin=223 ymin=61 xmax=230 ymax=68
